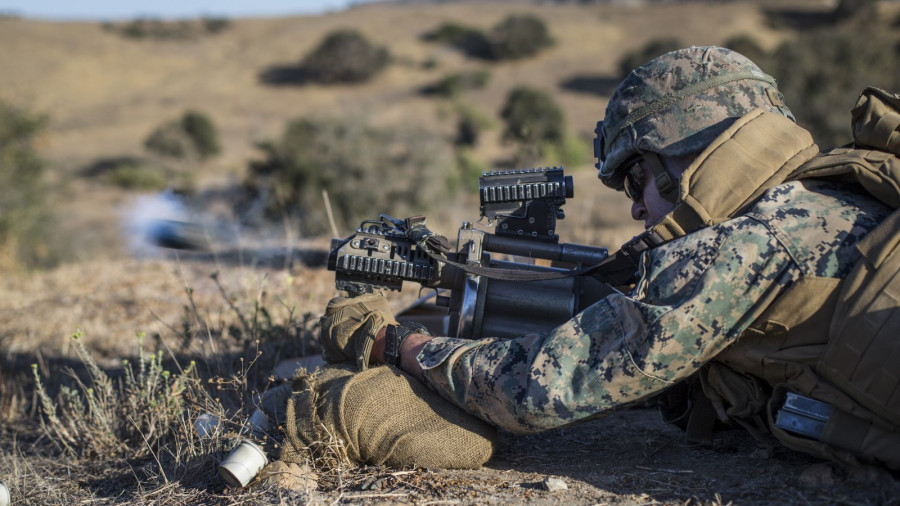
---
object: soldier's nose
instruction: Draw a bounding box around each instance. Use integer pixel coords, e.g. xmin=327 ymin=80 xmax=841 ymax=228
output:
xmin=631 ymin=201 xmax=646 ymax=222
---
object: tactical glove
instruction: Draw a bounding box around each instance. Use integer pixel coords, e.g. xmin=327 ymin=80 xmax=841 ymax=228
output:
xmin=319 ymin=293 xmax=397 ymax=370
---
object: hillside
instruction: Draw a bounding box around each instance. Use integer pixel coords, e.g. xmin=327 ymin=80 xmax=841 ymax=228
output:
xmin=0 ymin=0 xmax=816 ymax=261
xmin=3 ymin=1 xmax=900 ymax=504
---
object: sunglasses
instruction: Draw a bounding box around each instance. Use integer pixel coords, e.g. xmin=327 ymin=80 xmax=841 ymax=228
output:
xmin=623 ymin=161 xmax=645 ymax=203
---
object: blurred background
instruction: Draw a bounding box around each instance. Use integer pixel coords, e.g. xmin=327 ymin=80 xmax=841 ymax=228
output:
xmin=1 ymin=4 xmax=899 ymax=500
xmin=1 ymin=0 xmax=898 ymax=273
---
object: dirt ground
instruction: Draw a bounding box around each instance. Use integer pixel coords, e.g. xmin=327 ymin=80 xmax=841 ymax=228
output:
xmin=1 ymin=259 xmax=899 ymax=505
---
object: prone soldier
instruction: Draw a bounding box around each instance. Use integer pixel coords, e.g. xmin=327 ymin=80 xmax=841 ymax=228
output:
xmin=309 ymin=46 xmax=900 ymax=471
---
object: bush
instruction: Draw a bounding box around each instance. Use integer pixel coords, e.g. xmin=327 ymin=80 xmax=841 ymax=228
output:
xmin=541 ymin=134 xmax=589 ymax=169
xmin=501 ymin=87 xmax=566 ymax=166
xmin=423 ymin=22 xmax=482 ymax=45
xmin=0 ymin=101 xmax=55 ymax=270
xmin=181 ymin=111 xmax=221 ymax=159
xmin=426 ymin=69 xmax=491 ymax=98
xmin=422 ymin=15 xmax=553 ymax=61
xmin=454 ymin=149 xmax=489 ymax=192
xmin=501 ymin=86 xmax=564 ymax=146
xmin=617 ymin=38 xmax=683 ymax=78
xmin=486 ymin=14 xmax=554 ymax=60
xmin=104 ymin=162 xmax=169 ymax=190
xmin=144 ymin=110 xmax=221 ymax=161
xmin=105 ymin=17 xmax=231 ymax=40
xmin=454 ymin=102 xmax=493 ymax=147
xmin=770 ymin=26 xmax=900 ymax=148
xmin=300 ymin=30 xmax=390 ymax=84
xmin=246 ymin=118 xmax=455 ymax=235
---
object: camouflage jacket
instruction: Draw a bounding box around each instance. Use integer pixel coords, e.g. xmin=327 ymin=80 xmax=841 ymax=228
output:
xmin=415 ymin=169 xmax=891 ymax=435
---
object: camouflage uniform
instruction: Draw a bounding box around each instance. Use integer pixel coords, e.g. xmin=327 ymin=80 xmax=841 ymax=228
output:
xmin=411 ymin=47 xmax=893 ymax=433
xmin=416 ymin=179 xmax=889 ymax=433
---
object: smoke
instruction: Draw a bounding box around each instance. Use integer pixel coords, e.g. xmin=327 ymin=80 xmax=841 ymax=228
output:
xmin=123 ymin=190 xmax=202 ymax=258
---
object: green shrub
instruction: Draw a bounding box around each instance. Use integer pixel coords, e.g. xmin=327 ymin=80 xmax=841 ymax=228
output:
xmin=246 ymin=118 xmax=455 ymax=234
xmin=454 ymin=102 xmax=493 ymax=147
xmin=201 ymin=16 xmax=230 ymax=34
xmin=422 ymin=15 xmax=553 ymax=61
xmin=300 ymin=29 xmax=390 ymax=84
xmin=144 ymin=110 xmax=221 ymax=161
xmin=181 ymin=111 xmax=221 ymax=159
xmin=617 ymin=38 xmax=683 ymax=78
xmin=427 ymin=69 xmax=491 ymax=97
xmin=145 ymin=121 xmax=192 ymax=159
xmin=501 ymin=86 xmax=564 ymax=146
xmin=770 ymin=26 xmax=900 ymax=148
xmin=0 ymin=101 xmax=55 ymax=270
xmin=423 ymin=22 xmax=482 ymax=45
xmin=32 ymin=332 xmax=219 ymax=459
xmin=486 ymin=14 xmax=554 ymax=60
xmin=104 ymin=162 xmax=169 ymax=190
xmin=541 ymin=135 xmax=589 ymax=169
xmin=454 ymin=149 xmax=489 ymax=192
xmin=106 ymin=17 xmax=231 ymax=40
xmin=501 ymin=87 xmax=566 ymax=166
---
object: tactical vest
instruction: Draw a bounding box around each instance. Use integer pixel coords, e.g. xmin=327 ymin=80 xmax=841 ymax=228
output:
xmin=647 ymin=88 xmax=900 ymax=470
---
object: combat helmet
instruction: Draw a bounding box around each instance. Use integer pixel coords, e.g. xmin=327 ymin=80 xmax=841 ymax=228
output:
xmin=594 ymin=46 xmax=794 ymax=202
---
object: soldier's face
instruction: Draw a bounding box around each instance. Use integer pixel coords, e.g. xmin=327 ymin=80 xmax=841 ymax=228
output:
xmin=629 ymin=161 xmax=676 ymax=228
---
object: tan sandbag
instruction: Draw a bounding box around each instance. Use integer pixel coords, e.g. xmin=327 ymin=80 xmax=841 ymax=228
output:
xmin=281 ymin=364 xmax=497 ymax=469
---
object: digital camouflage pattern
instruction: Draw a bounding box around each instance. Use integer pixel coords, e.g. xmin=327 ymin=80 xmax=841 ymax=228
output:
xmin=596 ymin=46 xmax=794 ymax=192
xmin=416 ymin=178 xmax=890 ymax=434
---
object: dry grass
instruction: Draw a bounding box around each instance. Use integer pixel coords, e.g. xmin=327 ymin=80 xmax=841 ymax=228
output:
xmin=6 ymin=1 xmax=896 ymax=504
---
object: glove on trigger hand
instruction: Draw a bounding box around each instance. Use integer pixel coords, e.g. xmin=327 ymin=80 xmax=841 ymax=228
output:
xmin=319 ymin=293 xmax=398 ymax=370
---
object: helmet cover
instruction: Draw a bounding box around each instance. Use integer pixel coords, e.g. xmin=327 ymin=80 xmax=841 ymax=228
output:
xmin=595 ymin=46 xmax=794 ymax=191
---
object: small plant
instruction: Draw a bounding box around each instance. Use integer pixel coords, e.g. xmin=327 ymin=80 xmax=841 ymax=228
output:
xmin=32 ymin=331 xmax=223 ymax=462
xmin=144 ymin=110 xmax=221 ymax=162
xmin=300 ymin=29 xmax=390 ymax=84
xmin=105 ymin=162 xmax=169 ymax=190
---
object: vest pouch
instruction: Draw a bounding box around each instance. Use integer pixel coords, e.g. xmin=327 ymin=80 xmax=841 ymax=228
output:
xmin=768 ymin=386 xmax=900 ymax=471
xmin=823 ymin=208 xmax=900 ymax=428
xmin=852 ymin=87 xmax=900 ymax=156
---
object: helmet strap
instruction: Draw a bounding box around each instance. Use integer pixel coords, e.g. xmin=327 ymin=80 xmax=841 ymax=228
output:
xmin=643 ymin=152 xmax=679 ymax=203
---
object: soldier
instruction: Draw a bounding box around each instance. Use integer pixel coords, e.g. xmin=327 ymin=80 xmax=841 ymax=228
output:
xmin=319 ymin=46 xmax=900 ymax=469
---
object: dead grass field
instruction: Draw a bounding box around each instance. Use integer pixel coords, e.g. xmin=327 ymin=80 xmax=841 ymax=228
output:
xmin=2 ymin=0 xmax=899 ymax=504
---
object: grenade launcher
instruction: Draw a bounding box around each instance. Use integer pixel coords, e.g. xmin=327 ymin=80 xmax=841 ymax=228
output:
xmin=327 ymin=167 xmax=620 ymax=340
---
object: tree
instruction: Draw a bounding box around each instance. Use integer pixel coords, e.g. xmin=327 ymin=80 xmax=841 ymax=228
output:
xmin=144 ymin=110 xmax=221 ymax=161
xmin=300 ymin=30 xmax=390 ymax=84
xmin=0 ymin=102 xmax=54 ymax=269
xmin=501 ymin=87 xmax=564 ymax=146
xmin=500 ymin=87 xmax=566 ymax=165
xmin=246 ymin=118 xmax=455 ymax=234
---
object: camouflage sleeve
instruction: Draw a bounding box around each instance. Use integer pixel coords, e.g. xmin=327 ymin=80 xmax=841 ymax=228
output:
xmin=416 ymin=217 xmax=799 ymax=433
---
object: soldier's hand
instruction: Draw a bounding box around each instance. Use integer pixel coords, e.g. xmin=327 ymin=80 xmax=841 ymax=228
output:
xmin=319 ymin=293 xmax=398 ymax=370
